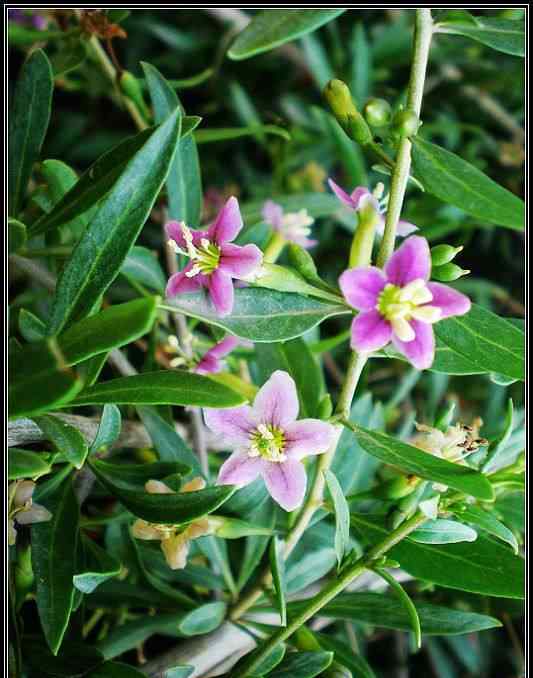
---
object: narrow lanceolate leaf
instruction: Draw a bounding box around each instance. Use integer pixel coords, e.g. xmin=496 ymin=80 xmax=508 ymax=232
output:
xmin=89 ymin=459 xmax=190 ymax=491
xmin=47 ymin=109 xmax=181 ymax=334
xmin=324 ymin=470 xmax=350 ymax=568
xmin=268 ymin=651 xmax=334 ymax=678
xmin=434 ymin=304 xmax=525 ymax=382
xmin=178 ymin=602 xmax=227 ymax=636
xmin=73 ymin=533 xmax=121 ymax=594
xmin=228 ymin=9 xmax=346 ymax=60
xmin=344 ymin=423 xmax=494 ymax=501
xmin=269 ymin=536 xmax=287 ymax=626
xmin=8 ymin=218 xmax=27 ymax=254
xmin=31 ymin=473 xmax=79 ymax=655
xmin=312 ymin=633 xmax=376 ymax=678
xmin=121 ymin=246 xmax=167 ymax=292
xmin=88 ymin=458 xmax=234 ymax=524
xmin=88 ymin=662 xmax=149 ymax=677
xmin=164 ymin=288 xmax=348 ymax=342
xmin=9 ymin=49 xmax=53 ymax=216
xmin=437 ymin=16 xmax=525 ymax=57
xmin=8 ymin=448 xmax=51 ymax=480
xmin=412 ymin=137 xmax=524 ymax=230
xmin=19 ymin=309 xmax=47 ymax=342
xmin=194 ymin=125 xmax=290 ymax=143
xmin=409 ymin=519 xmax=478 ymax=544
xmin=90 ymin=404 xmax=122 ymax=453
xmin=452 ymin=504 xmax=519 ymax=554
xmin=32 ymin=414 xmax=88 ymax=469
xmin=142 ymin=62 xmax=202 ymax=224
xmin=69 ymin=370 xmax=245 ymax=408
xmin=351 ymin=513 xmax=525 ymax=599
xmin=298 ymin=592 xmax=502 ymax=635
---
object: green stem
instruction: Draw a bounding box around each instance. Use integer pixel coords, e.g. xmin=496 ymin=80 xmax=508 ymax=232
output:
xmin=376 ymin=9 xmax=433 ymax=268
xmin=263 ymin=231 xmax=287 ymax=263
xmin=233 ymin=511 xmax=427 ymax=677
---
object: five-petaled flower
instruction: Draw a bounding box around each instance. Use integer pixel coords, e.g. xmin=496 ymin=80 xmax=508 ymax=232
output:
xmin=204 ymin=371 xmax=336 ymax=511
xmin=329 ymin=179 xmax=418 ymax=238
xmin=8 ymin=480 xmax=52 ymax=546
xmin=339 ymin=236 xmax=471 ymax=370
xmin=131 ymin=477 xmax=213 ymax=569
xmin=165 ymin=197 xmax=263 ymax=316
xmin=262 ymin=200 xmax=317 ymax=249
xmin=195 ymin=336 xmax=242 ymax=375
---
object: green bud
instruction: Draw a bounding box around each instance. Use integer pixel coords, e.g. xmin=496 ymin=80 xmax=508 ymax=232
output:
xmin=210 ymin=516 xmax=273 ymax=539
xmin=287 ymin=243 xmax=320 ymax=281
xmin=391 ymin=109 xmax=420 ymax=139
xmin=294 ymin=626 xmax=322 ymax=652
xmin=323 ymin=79 xmax=373 ymax=146
xmin=364 ymin=98 xmax=392 ymax=127
xmin=317 ymin=394 xmax=333 ymax=420
xmin=376 ymin=476 xmax=419 ymax=500
xmin=120 ymin=70 xmax=150 ymax=121
xmin=432 ymin=262 xmax=470 ymax=282
xmin=430 ymin=244 xmax=464 ymax=267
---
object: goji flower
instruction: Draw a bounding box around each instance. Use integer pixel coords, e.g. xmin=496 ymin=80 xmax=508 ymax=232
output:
xmin=262 ymin=200 xmax=317 ymax=249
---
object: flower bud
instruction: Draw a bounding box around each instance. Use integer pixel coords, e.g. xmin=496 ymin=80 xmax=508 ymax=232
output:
xmin=120 ymin=70 xmax=150 ymax=121
xmin=317 ymin=394 xmax=333 ymax=420
xmin=364 ymin=98 xmax=392 ymax=127
xmin=391 ymin=109 xmax=420 ymax=139
xmin=432 ymin=262 xmax=470 ymax=282
xmin=430 ymin=244 xmax=463 ymax=267
xmin=210 ymin=516 xmax=273 ymax=539
xmin=323 ymin=79 xmax=373 ymax=146
xmin=287 ymin=243 xmax=319 ymax=281
xmin=376 ymin=475 xmax=419 ymax=500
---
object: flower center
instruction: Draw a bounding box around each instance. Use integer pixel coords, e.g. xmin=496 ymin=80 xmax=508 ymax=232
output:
xmin=171 ymin=224 xmax=221 ymax=277
xmin=377 ymin=279 xmax=441 ymax=342
xmin=280 ymin=209 xmax=314 ymax=240
xmin=249 ymin=423 xmax=286 ymax=462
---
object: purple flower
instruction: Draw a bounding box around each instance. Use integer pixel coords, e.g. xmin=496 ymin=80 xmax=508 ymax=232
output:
xmin=9 ymin=8 xmax=47 ymax=29
xmin=204 ymin=371 xmax=336 ymax=511
xmin=195 ymin=336 xmax=241 ymax=375
xmin=339 ymin=236 xmax=471 ymax=370
xmin=328 ymin=178 xmax=418 ymax=238
xmin=166 ymin=197 xmax=263 ymax=316
xmin=262 ymin=200 xmax=317 ymax=249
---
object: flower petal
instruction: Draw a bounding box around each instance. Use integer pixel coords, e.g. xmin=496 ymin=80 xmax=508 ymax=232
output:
xmin=253 ymin=370 xmax=299 ymax=427
xmin=219 ymin=243 xmax=263 ymax=278
xmin=397 ymin=220 xmax=419 ymax=236
xmin=217 ymin=452 xmax=265 ymax=487
xmin=207 ymin=269 xmax=234 ymax=316
xmin=351 ymin=186 xmax=372 ymax=208
xmin=350 ymin=311 xmax=392 ymax=352
xmin=207 ymin=336 xmax=241 ymax=359
xmin=427 ymin=282 xmax=471 ymax=319
xmin=284 ymin=419 xmax=336 ymax=460
xmin=166 ymin=266 xmax=202 ymax=297
xmin=262 ymin=200 xmax=284 ymax=229
xmin=339 ymin=266 xmax=387 ymax=311
xmin=385 ymin=236 xmax=431 ymax=286
xmin=165 ymin=221 xmax=207 ymax=250
xmin=328 ymin=178 xmax=358 ymax=209
xmin=208 ymin=196 xmax=243 ymax=244
xmin=16 ymin=504 xmax=52 ymax=525
xmin=393 ymin=319 xmax=435 ymax=370
xmin=262 ymin=459 xmax=307 ymax=511
xmin=195 ymin=354 xmax=220 ymax=375
xmin=203 ymin=405 xmax=257 ymax=444
xmin=161 ymin=533 xmax=189 ymax=570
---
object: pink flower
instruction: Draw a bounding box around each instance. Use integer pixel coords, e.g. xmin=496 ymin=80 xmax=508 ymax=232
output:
xmin=339 ymin=236 xmax=471 ymax=370
xmin=328 ymin=178 xmax=418 ymax=238
xmin=262 ymin=200 xmax=317 ymax=249
xmin=204 ymin=371 xmax=336 ymax=511
xmin=165 ymin=197 xmax=263 ymax=316
xmin=195 ymin=336 xmax=241 ymax=375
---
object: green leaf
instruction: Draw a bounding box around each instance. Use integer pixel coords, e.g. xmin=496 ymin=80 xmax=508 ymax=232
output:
xmin=313 ymin=633 xmax=376 ymax=678
xmin=69 ymin=370 xmax=245 ymax=408
xmin=350 ymin=513 xmax=525 ymax=598
xmin=89 ymin=662 xmax=149 ymax=678
xmin=39 ymin=159 xmax=88 ymax=235
xmin=410 ymin=519 xmax=478 ymax=544
xmin=324 ymin=469 xmax=350 ymax=568
xmin=50 ymin=41 xmax=88 ymax=76
xmin=434 ymin=304 xmax=525 ymax=381
xmin=270 ymin=536 xmax=287 ymax=626
xmin=163 ymin=669 xmax=194 ymax=678
xmin=163 ymin=288 xmax=348 ymax=342
xmin=350 ymin=23 xmax=372 ymax=106
xmin=301 ymin=33 xmax=334 ymax=90
xmin=179 ymin=602 xmax=227 ymax=636
xmin=31 ymin=473 xmax=79 ymax=654
xmin=47 ymin=110 xmax=181 ymax=333
xmin=88 ymin=457 xmax=234 ymax=524
xmin=236 ymin=500 xmax=276 ymax=592
xmin=412 ymin=137 xmax=524 ymax=230
xmin=32 ymin=414 xmax=88 ymax=469
xmin=18 ymin=308 xmax=47 ymax=342
xmin=90 ymin=404 xmax=122 ymax=453
xmin=8 ymin=218 xmax=27 ymax=253
xmin=249 ymin=645 xmax=287 ymax=677
xmin=299 ymin=592 xmax=502 ymax=635
xmin=23 ymin=639 xmax=104 ymax=678
xmin=8 ymin=448 xmax=51 ymax=480
xmin=121 ymin=246 xmax=166 ymax=292
xmin=142 ymin=62 xmax=202 ymax=224
xmin=375 ymin=568 xmax=422 ymax=649
xmin=268 ymin=651 xmax=334 ymax=678
xmin=89 ymin=459 xmax=190 ymax=491
xmin=9 ymin=49 xmax=53 ymax=216
xmin=73 ymin=533 xmax=121 ymax=594
xmin=228 ymin=9 xmax=346 ymax=60
xmin=194 ymin=124 xmax=290 ymax=143
xmin=482 ymin=398 xmax=514 ymax=472
xmin=343 ymin=423 xmax=494 ymax=501
xmin=452 ymin=504 xmax=519 ymax=554
xmin=437 ymin=16 xmax=524 ymax=57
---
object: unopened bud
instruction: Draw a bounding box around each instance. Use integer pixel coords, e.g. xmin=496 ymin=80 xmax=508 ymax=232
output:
xmin=431 ymin=244 xmax=464 ymax=267
xmin=391 ymin=109 xmax=420 ymax=139
xmin=364 ymin=98 xmax=392 ymax=127
xmin=432 ymin=263 xmax=470 ymax=282
xmin=120 ymin=70 xmax=150 ymax=121
xmin=287 ymin=243 xmax=319 ymax=281
xmin=317 ymin=394 xmax=333 ymax=420
xmin=323 ymin=79 xmax=372 ymax=146
xmin=376 ymin=476 xmax=419 ymax=500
